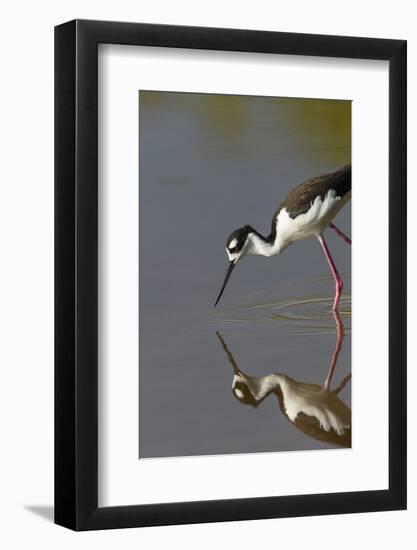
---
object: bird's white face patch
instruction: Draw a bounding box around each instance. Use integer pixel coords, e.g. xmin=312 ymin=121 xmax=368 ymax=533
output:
xmin=234 ymin=388 xmax=244 ymax=399
xmin=228 ymin=238 xmax=238 ymax=249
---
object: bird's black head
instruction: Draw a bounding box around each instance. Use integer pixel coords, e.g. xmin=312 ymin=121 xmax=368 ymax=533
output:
xmin=232 ymin=380 xmax=259 ymax=408
xmin=214 ymin=225 xmax=254 ymax=307
xmin=226 ymin=225 xmax=254 ymax=259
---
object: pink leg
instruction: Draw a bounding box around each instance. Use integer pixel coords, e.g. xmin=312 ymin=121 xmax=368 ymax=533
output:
xmin=333 ymin=373 xmax=351 ymax=395
xmin=324 ymin=310 xmax=344 ymax=390
xmin=317 ymin=234 xmax=344 ymax=311
xmin=329 ymin=222 xmax=351 ymax=246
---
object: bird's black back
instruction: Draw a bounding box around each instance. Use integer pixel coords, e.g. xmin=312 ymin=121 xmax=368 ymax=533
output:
xmin=265 ymin=165 xmax=351 ymax=243
xmin=278 ymin=165 xmax=351 ymax=220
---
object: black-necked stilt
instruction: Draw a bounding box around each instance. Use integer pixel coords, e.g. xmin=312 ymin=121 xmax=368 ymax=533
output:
xmin=215 ymin=165 xmax=351 ymax=310
xmin=216 ymin=321 xmax=351 ymax=447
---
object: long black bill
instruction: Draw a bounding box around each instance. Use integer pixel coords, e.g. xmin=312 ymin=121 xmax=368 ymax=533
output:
xmin=215 ymin=331 xmax=243 ymax=376
xmin=214 ymin=261 xmax=236 ymax=307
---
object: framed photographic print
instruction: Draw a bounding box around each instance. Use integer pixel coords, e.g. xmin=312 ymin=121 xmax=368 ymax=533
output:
xmin=55 ymin=19 xmax=407 ymax=530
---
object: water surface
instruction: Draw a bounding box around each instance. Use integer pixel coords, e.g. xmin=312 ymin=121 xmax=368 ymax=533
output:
xmin=139 ymin=91 xmax=351 ymax=458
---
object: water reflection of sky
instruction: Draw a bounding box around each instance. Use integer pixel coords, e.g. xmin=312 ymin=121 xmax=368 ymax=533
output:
xmin=139 ymin=91 xmax=351 ymax=458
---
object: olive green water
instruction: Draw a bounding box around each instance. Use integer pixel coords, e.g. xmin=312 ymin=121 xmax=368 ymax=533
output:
xmin=139 ymin=91 xmax=351 ymax=458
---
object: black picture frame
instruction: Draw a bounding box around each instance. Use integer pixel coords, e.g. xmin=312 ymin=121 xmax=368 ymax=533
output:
xmin=55 ymin=19 xmax=407 ymax=531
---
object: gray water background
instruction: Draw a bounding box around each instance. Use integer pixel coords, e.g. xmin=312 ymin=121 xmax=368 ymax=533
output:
xmin=139 ymin=91 xmax=351 ymax=458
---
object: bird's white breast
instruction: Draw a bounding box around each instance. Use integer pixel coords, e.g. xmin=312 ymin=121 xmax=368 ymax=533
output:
xmin=276 ymin=190 xmax=351 ymax=248
xmin=279 ymin=376 xmax=350 ymax=435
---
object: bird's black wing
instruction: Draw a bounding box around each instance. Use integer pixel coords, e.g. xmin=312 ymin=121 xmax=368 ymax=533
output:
xmin=277 ymin=165 xmax=351 ymax=220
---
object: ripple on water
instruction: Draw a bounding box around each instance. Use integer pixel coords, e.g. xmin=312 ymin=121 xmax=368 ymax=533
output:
xmin=211 ymin=275 xmax=351 ymax=336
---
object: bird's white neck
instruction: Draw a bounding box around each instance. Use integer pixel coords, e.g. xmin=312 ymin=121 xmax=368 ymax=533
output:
xmin=245 ymin=231 xmax=286 ymax=257
xmin=235 ymin=373 xmax=285 ymax=402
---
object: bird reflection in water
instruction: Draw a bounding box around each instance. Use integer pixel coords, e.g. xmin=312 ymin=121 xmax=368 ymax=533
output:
xmin=216 ymin=311 xmax=351 ymax=448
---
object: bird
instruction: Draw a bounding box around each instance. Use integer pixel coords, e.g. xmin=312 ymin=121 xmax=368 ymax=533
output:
xmin=214 ymin=165 xmax=351 ymax=310
xmin=216 ymin=328 xmax=351 ymax=447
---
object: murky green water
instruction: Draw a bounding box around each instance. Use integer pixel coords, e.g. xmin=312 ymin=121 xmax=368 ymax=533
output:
xmin=139 ymin=91 xmax=351 ymax=458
